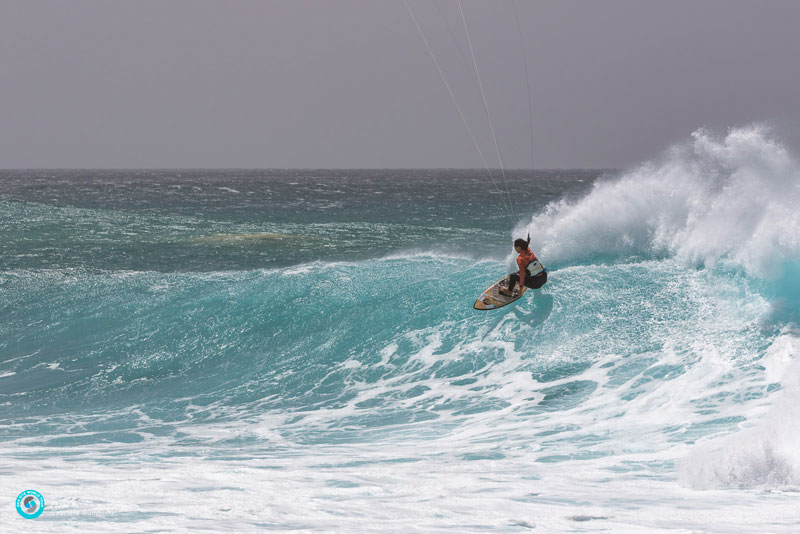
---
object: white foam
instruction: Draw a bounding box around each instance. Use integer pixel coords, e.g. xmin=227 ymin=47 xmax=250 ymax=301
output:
xmin=382 ymin=248 xmax=499 ymax=263
xmin=678 ymin=332 xmax=800 ymax=490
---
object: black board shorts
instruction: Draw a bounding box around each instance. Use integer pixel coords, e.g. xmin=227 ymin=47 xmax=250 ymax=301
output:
xmin=509 ymin=269 xmax=547 ymax=290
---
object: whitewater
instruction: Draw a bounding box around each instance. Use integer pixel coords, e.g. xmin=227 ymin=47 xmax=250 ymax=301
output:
xmin=2 ymin=126 xmax=799 ymax=532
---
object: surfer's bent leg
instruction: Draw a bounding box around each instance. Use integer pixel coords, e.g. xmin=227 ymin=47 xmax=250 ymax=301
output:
xmin=507 ymin=272 xmax=520 ymax=291
xmin=525 ymin=270 xmax=547 ymax=289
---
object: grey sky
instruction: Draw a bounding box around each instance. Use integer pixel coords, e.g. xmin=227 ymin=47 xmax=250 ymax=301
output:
xmin=2 ymin=0 xmax=799 ymax=169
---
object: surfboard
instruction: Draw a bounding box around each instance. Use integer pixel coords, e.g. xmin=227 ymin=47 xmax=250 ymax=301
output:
xmin=473 ymin=276 xmax=528 ymax=310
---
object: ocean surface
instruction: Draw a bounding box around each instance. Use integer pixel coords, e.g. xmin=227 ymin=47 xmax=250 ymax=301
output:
xmin=2 ymin=126 xmax=799 ymax=532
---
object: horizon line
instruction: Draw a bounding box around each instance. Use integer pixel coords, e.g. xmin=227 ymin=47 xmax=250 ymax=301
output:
xmin=0 ymin=166 xmax=619 ymax=172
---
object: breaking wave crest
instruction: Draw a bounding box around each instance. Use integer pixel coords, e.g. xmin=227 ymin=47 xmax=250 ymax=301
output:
xmin=522 ymin=126 xmax=800 ymax=284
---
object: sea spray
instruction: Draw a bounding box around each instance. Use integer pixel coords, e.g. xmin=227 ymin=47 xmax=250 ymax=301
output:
xmin=519 ymin=125 xmax=800 ymax=284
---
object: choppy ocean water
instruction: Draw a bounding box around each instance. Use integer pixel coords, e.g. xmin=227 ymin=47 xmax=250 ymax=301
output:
xmin=2 ymin=126 xmax=800 ymax=532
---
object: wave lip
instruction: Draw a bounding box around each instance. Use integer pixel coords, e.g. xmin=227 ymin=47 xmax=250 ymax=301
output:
xmin=521 ymin=125 xmax=800 ymax=285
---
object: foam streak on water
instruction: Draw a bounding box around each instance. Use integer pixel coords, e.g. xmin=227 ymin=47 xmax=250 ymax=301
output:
xmin=2 ymin=127 xmax=799 ymax=532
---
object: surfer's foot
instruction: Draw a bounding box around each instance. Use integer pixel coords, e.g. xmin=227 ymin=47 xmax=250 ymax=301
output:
xmin=499 ymin=288 xmax=513 ymax=296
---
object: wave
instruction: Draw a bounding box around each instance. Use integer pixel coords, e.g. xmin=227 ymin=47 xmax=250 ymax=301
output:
xmin=510 ymin=125 xmax=800 ymax=490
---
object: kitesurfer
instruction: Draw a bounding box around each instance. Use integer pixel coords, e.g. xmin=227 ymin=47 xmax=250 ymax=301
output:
xmin=500 ymin=236 xmax=546 ymax=296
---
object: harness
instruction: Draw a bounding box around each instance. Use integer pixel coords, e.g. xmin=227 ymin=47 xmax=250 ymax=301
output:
xmin=518 ymin=249 xmax=544 ymax=276
xmin=528 ymin=258 xmax=545 ymax=276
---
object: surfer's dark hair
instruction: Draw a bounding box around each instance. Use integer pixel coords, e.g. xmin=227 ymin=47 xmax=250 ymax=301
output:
xmin=514 ymin=237 xmax=530 ymax=249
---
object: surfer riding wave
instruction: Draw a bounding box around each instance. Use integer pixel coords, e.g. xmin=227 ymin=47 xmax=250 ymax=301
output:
xmin=500 ymin=236 xmax=547 ymax=296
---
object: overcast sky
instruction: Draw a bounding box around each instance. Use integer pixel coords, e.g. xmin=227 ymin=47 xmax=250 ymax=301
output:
xmin=2 ymin=0 xmax=799 ymax=169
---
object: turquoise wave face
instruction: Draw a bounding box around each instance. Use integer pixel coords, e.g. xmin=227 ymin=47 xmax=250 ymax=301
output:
xmin=0 ymin=255 xmax=776 ymax=443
